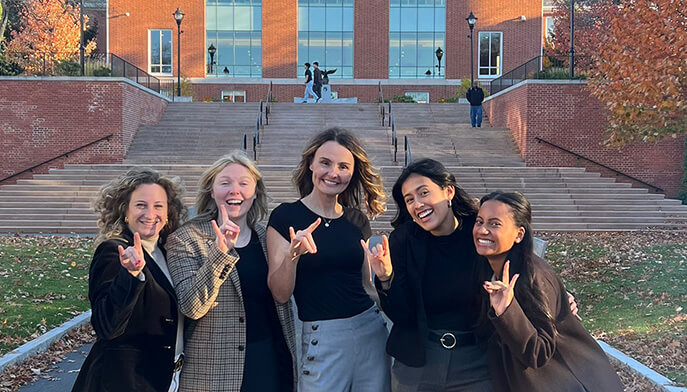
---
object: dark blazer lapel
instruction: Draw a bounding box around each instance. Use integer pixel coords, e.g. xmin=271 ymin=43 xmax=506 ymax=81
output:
xmin=143 ymin=250 xmax=177 ymax=301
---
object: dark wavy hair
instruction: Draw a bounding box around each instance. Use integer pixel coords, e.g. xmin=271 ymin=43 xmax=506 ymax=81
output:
xmin=391 ymin=158 xmax=476 ymax=228
xmin=292 ymin=127 xmax=386 ymax=217
xmin=479 ymin=191 xmax=556 ymax=341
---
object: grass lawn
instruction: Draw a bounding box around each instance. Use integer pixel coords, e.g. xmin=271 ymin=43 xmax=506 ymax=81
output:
xmin=542 ymin=231 xmax=687 ymax=387
xmin=0 ymin=235 xmax=92 ymax=356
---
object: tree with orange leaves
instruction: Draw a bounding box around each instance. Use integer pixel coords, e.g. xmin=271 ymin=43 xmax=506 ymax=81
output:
xmin=586 ymin=0 xmax=687 ymax=145
xmin=5 ymin=0 xmax=95 ymax=74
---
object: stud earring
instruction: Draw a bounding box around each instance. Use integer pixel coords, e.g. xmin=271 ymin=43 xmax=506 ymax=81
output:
xmin=448 ymin=199 xmax=452 ymax=207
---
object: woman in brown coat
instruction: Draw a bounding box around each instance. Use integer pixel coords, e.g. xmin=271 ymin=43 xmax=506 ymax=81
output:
xmin=473 ymin=191 xmax=623 ymax=392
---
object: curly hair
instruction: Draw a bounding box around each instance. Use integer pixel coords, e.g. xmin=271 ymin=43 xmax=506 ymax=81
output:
xmin=391 ymin=158 xmax=476 ymax=228
xmin=194 ymin=151 xmax=268 ymax=229
xmin=292 ymin=127 xmax=386 ymax=218
xmin=93 ymin=167 xmax=187 ymax=246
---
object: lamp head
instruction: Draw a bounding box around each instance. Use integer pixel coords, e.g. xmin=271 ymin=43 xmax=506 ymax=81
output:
xmin=466 ymin=11 xmax=477 ymax=29
xmin=208 ymin=43 xmax=217 ymax=55
xmin=435 ymin=47 xmax=444 ymax=61
xmin=173 ymin=8 xmax=184 ymax=26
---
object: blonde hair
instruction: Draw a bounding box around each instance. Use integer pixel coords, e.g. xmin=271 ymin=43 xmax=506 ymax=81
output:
xmin=194 ymin=151 xmax=267 ymax=229
xmin=293 ymin=127 xmax=386 ymax=218
xmin=93 ymin=167 xmax=187 ymax=246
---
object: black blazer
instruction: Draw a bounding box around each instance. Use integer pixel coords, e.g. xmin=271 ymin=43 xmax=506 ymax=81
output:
xmin=72 ymin=229 xmax=179 ymax=392
xmin=375 ymin=217 xmax=488 ymax=367
xmin=487 ymin=255 xmax=623 ymax=392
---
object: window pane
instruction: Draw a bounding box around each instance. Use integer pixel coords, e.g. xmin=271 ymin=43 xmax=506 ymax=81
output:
xmin=325 ymin=32 xmax=342 ymax=67
xmin=479 ymin=33 xmax=490 ymax=67
xmin=400 ymin=7 xmax=417 ymax=31
xmin=342 ymin=7 xmax=353 ymax=30
xmin=417 ymin=32 xmax=434 ymax=66
xmin=234 ymin=6 xmax=251 ymax=30
xmin=299 ymin=6 xmax=309 ymax=30
xmin=326 ymin=7 xmax=342 ymax=31
xmin=299 ymin=34 xmax=309 ymax=65
xmin=235 ymin=32 xmax=251 ymax=65
xmin=309 ymin=31 xmax=326 ymax=63
xmin=417 ymin=7 xmax=433 ymax=32
xmin=400 ymin=32 xmax=417 ymax=67
xmin=252 ymin=6 xmax=261 ymax=29
xmin=389 ymin=32 xmax=400 ymax=67
xmin=491 ymin=33 xmax=501 ymax=69
xmin=309 ymin=7 xmax=325 ymax=31
xmin=150 ymin=31 xmax=160 ymax=65
xmin=218 ymin=31 xmax=234 ymax=65
xmin=251 ymin=32 xmax=262 ymax=66
xmin=207 ymin=7 xmax=217 ymax=30
xmin=342 ymin=32 xmax=353 ymax=66
xmin=434 ymin=7 xmax=445 ymax=31
xmin=390 ymin=7 xmax=400 ymax=32
xmin=161 ymin=31 xmax=172 ymax=66
xmin=216 ymin=6 xmax=234 ymax=30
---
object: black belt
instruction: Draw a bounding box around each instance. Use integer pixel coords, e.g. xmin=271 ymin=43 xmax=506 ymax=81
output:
xmin=174 ymin=353 xmax=184 ymax=372
xmin=427 ymin=331 xmax=477 ymax=349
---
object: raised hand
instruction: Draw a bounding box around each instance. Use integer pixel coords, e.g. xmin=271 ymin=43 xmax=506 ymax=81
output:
xmin=288 ymin=218 xmax=321 ymax=261
xmin=483 ymin=260 xmax=520 ymax=317
xmin=212 ymin=204 xmax=241 ymax=253
xmin=118 ymin=232 xmax=145 ymax=277
xmin=360 ymin=235 xmax=392 ymax=281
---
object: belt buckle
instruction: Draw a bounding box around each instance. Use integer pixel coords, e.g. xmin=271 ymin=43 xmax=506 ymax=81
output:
xmin=440 ymin=332 xmax=457 ymax=349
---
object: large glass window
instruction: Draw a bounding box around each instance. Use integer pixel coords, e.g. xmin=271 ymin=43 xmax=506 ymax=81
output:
xmin=149 ymin=30 xmax=172 ymax=75
xmin=389 ymin=0 xmax=445 ymax=78
xmin=206 ymin=0 xmax=262 ymax=77
xmin=478 ymin=31 xmax=502 ymax=77
xmin=298 ymin=0 xmax=354 ymax=79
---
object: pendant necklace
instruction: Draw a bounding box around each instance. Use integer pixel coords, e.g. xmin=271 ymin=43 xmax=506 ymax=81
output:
xmin=322 ymin=217 xmax=333 ymax=228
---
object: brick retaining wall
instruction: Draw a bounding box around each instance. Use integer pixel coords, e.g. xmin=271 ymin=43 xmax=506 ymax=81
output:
xmin=0 ymin=78 xmax=169 ymax=184
xmin=483 ymin=80 xmax=685 ymax=198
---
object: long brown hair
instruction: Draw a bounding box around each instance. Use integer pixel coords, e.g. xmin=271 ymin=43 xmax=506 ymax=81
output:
xmin=93 ymin=167 xmax=187 ymax=246
xmin=292 ymin=127 xmax=386 ymax=217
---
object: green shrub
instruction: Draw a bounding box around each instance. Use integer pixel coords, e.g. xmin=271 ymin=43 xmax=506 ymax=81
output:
xmin=91 ymin=66 xmax=111 ymax=76
xmin=56 ymin=60 xmax=81 ymax=76
xmin=0 ymin=53 xmax=23 ymax=76
xmin=391 ymin=94 xmax=415 ymax=103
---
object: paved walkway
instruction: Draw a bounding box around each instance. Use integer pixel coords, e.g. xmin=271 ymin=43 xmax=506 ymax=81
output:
xmin=18 ymin=344 xmax=91 ymax=392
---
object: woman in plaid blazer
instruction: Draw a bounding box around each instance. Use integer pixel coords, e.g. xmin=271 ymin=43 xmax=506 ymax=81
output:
xmin=167 ymin=152 xmax=297 ymax=392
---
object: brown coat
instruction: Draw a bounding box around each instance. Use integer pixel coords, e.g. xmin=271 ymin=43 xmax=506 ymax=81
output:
xmin=487 ymin=255 xmax=623 ymax=392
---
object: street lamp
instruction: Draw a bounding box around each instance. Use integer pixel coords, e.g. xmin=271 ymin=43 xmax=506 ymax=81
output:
xmin=173 ymin=7 xmax=184 ymax=97
xmin=208 ymin=44 xmax=216 ymax=74
xmin=569 ymin=0 xmax=575 ymax=78
xmin=435 ymin=47 xmax=443 ymax=76
xmin=466 ymin=11 xmax=477 ymax=87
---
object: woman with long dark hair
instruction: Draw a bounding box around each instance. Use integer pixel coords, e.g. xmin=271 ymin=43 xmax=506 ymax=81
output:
xmin=73 ymin=168 xmax=187 ymax=392
xmin=474 ymin=191 xmax=622 ymax=391
xmin=267 ymin=127 xmax=390 ymax=391
xmin=363 ymin=158 xmax=493 ymax=391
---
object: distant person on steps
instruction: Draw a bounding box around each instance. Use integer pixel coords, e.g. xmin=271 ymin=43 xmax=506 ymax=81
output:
xmin=466 ymin=85 xmax=485 ymax=128
xmin=302 ymin=63 xmax=319 ymax=103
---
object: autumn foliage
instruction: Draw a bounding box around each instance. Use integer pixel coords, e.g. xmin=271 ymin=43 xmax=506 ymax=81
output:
xmin=5 ymin=0 xmax=96 ymax=74
xmin=549 ymin=0 xmax=687 ymax=145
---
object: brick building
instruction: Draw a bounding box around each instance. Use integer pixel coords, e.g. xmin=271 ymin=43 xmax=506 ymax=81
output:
xmin=106 ymin=0 xmax=543 ymax=102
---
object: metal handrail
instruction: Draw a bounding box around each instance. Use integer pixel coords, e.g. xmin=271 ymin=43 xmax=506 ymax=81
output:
xmin=242 ymin=133 xmax=248 ymax=152
xmin=489 ymin=54 xmax=591 ymax=95
xmin=534 ymin=137 xmax=663 ymax=193
xmin=264 ymin=81 xmax=273 ymax=125
xmin=404 ymin=135 xmax=413 ymax=167
xmin=378 ymin=81 xmax=386 ymax=126
xmin=110 ymin=54 xmax=162 ymax=95
xmin=0 ymin=134 xmax=114 ymax=184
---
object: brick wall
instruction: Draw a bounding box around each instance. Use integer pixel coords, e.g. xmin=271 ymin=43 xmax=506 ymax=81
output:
xmin=0 ymin=78 xmax=168 ymax=185
xmin=483 ymin=80 xmax=686 ymax=198
xmin=110 ymin=0 xmax=541 ymax=80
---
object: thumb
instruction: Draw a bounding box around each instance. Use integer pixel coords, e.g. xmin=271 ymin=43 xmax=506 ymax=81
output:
xmin=360 ymin=239 xmax=371 ymax=256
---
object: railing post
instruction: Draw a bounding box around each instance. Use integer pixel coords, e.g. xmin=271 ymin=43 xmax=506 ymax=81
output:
xmin=252 ymin=135 xmax=257 ymax=161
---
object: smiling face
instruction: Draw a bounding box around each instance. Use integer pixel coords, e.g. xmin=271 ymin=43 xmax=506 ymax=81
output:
xmin=211 ymin=163 xmax=257 ymax=225
xmin=401 ymin=174 xmax=456 ymax=236
xmin=473 ymin=199 xmax=525 ymax=260
xmin=309 ymin=141 xmax=354 ymax=198
xmin=125 ymin=183 xmax=169 ymax=240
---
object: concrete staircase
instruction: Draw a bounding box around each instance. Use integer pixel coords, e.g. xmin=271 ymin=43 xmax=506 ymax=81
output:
xmin=1 ymin=101 xmax=686 ymax=233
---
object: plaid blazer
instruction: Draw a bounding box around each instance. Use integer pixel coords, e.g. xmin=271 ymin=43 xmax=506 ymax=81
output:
xmin=166 ymin=219 xmax=297 ymax=392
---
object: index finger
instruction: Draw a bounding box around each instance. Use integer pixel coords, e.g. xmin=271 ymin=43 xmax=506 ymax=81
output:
xmin=220 ymin=204 xmax=229 ymax=224
xmin=133 ymin=232 xmax=142 ymax=255
xmin=118 ymin=245 xmax=126 ymax=258
xmin=503 ymin=260 xmax=510 ymax=285
xmin=306 ymin=218 xmax=321 ymax=233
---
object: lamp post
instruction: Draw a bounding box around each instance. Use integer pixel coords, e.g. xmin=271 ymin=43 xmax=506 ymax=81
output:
xmin=466 ymin=11 xmax=477 ymax=87
xmin=173 ymin=7 xmax=184 ymax=97
xmin=435 ymin=47 xmax=443 ymax=76
xmin=569 ymin=0 xmax=575 ymax=78
xmin=79 ymin=0 xmax=84 ymax=76
xmin=208 ymin=44 xmax=216 ymax=74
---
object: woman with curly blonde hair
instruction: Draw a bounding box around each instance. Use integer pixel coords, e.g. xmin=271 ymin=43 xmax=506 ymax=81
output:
xmin=73 ymin=167 xmax=187 ymax=392
xmin=267 ymin=127 xmax=390 ymax=392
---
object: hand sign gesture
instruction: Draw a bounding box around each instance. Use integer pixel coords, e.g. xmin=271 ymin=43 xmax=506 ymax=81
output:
xmin=212 ymin=204 xmax=241 ymax=254
xmin=483 ymin=260 xmax=520 ymax=317
xmin=118 ymin=232 xmax=145 ymax=277
xmin=360 ymin=235 xmax=392 ymax=281
xmin=288 ymin=218 xmax=320 ymax=261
